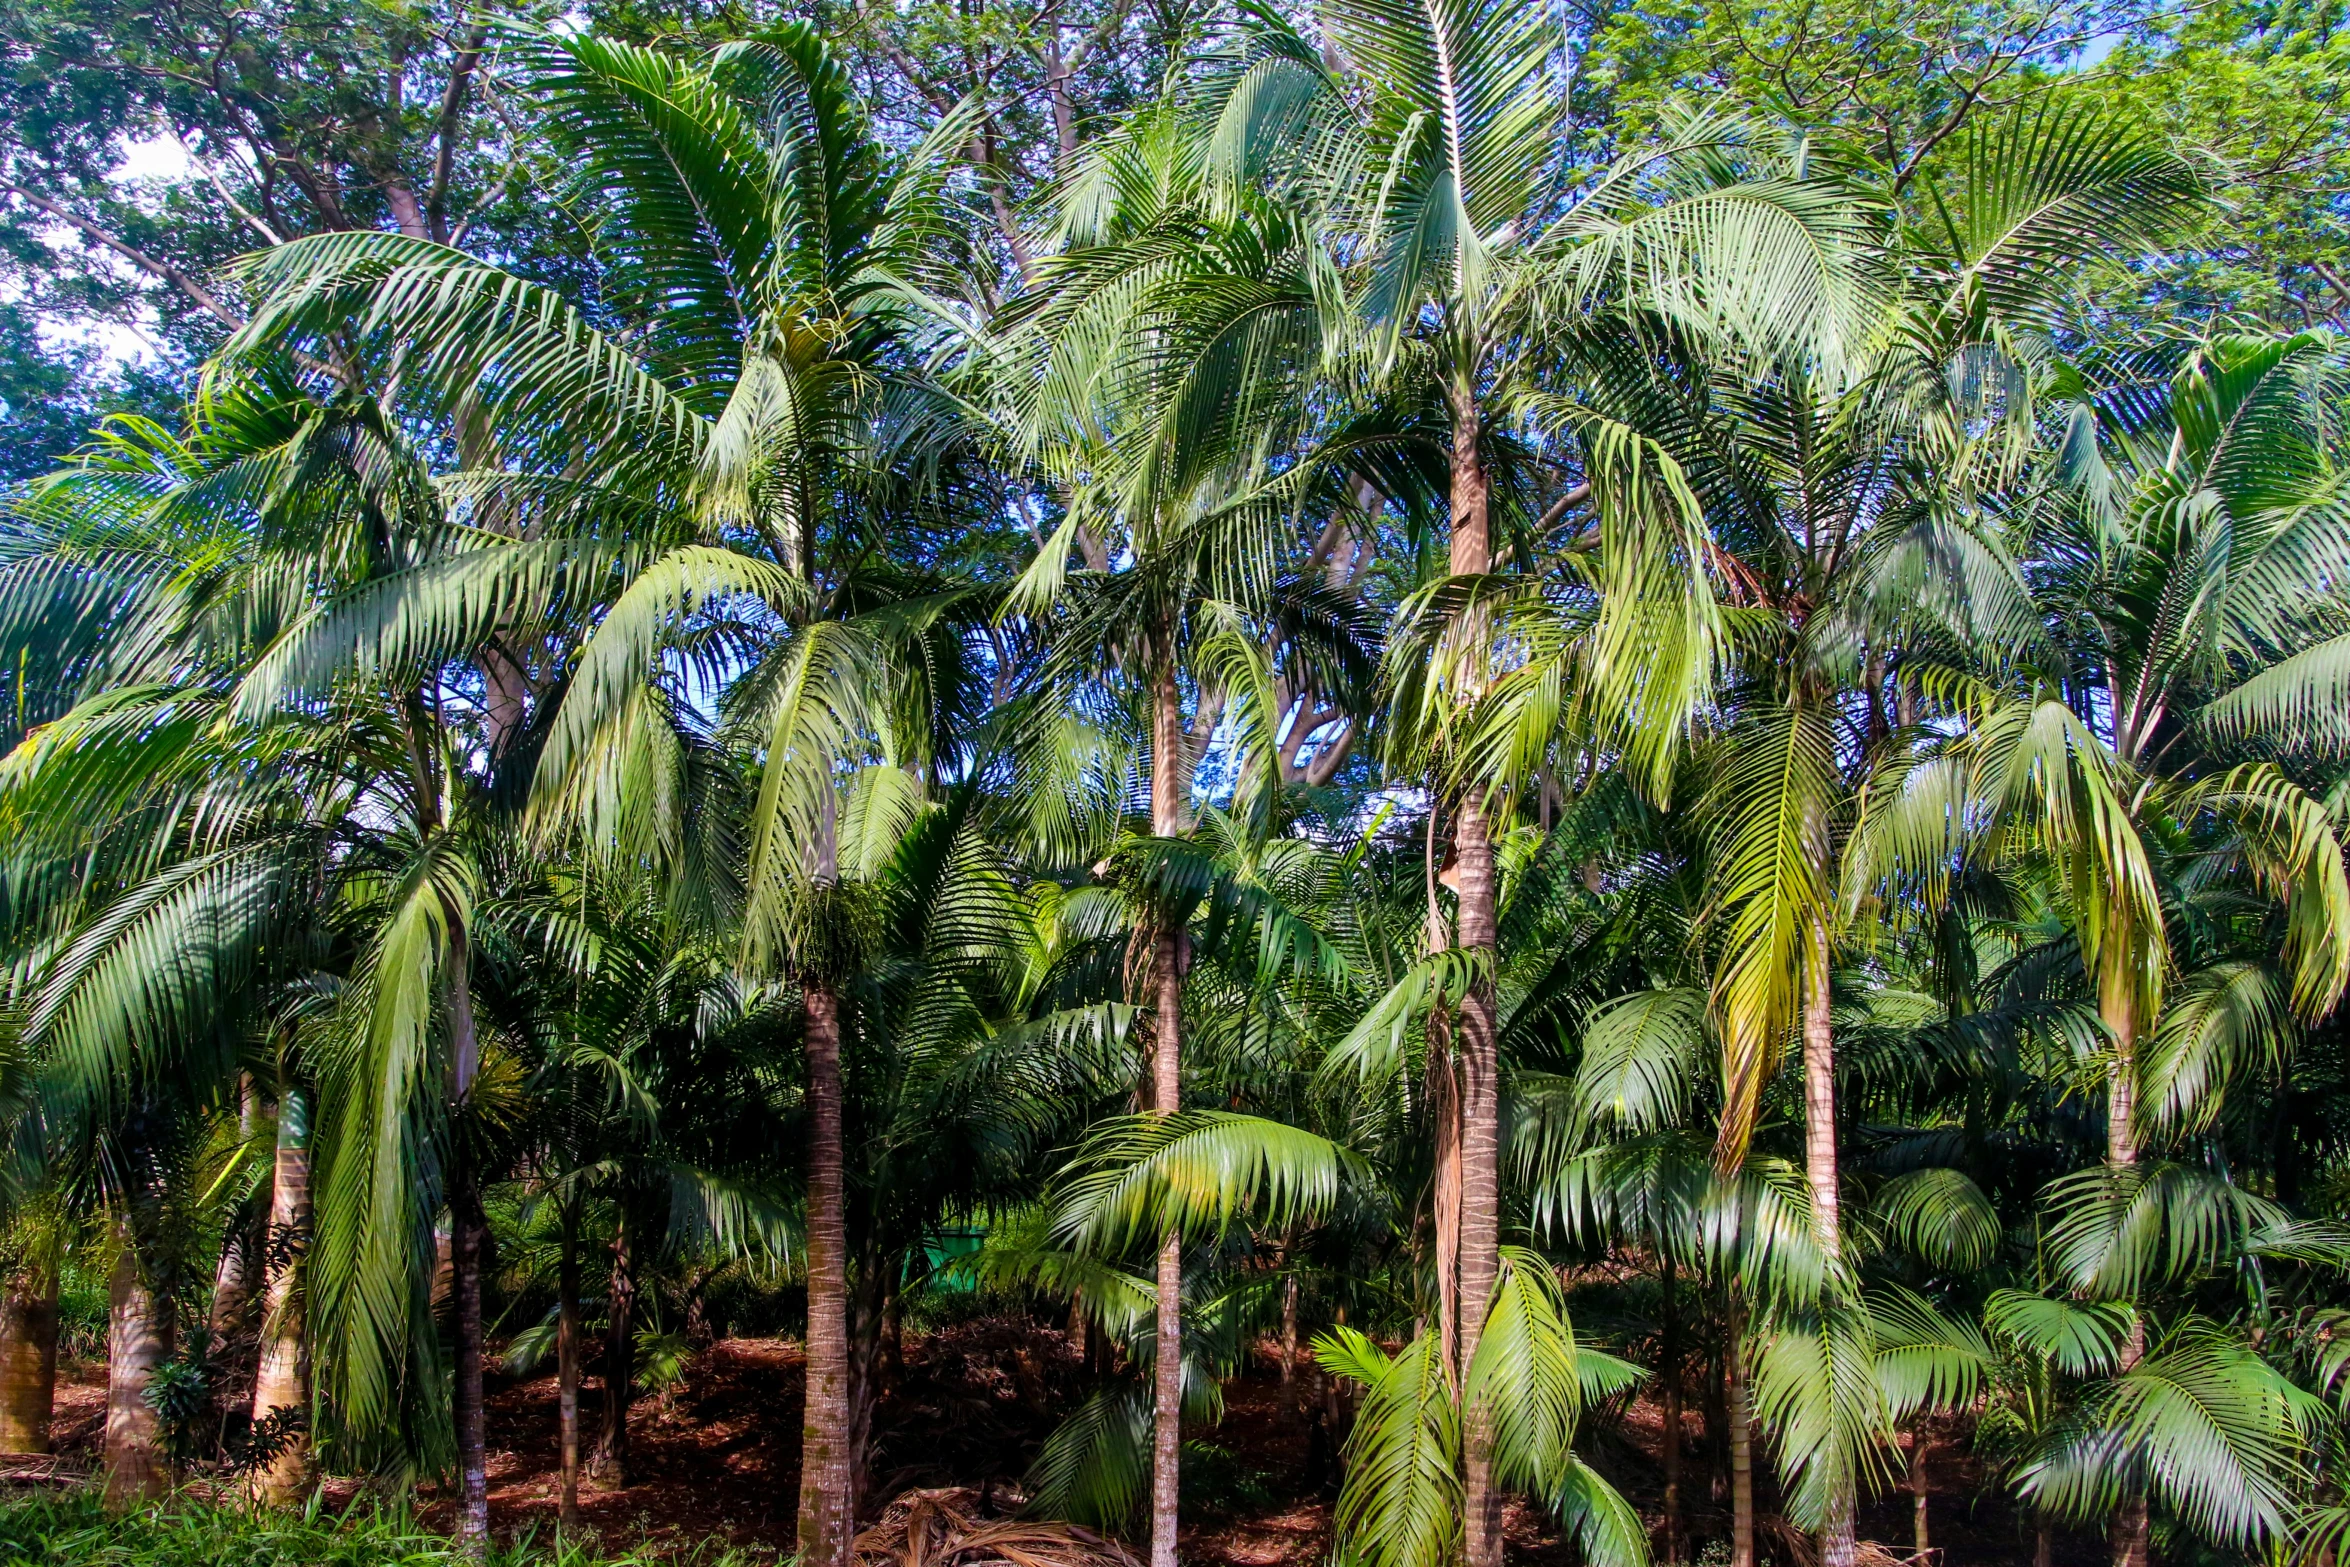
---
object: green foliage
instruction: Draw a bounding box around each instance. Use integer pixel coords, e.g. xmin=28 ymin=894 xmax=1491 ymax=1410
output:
xmin=0 ymin=1490 xmax=749 ymax=1565
xmin=140 ymin=1330 xmax=216 ymax=1466
xmin=3 ymin=4 xmax=2350 ymax=1566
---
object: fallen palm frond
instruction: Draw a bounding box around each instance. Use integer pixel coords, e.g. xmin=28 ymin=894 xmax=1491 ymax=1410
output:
xmin=853 ymin=1487 xmax=1144 ymax=1567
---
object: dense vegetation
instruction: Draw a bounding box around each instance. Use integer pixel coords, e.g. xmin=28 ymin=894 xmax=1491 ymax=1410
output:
xmin=0 ymin=1488 xmax=742 ymax=1564
xmin=1 ymin=1 xmax=2348 ymax=1566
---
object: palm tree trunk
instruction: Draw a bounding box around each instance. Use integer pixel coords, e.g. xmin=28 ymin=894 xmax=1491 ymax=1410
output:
xmin=799 ymin=979 xmax=856 ymax=1567
xmin=2101 ymin=956 xmax=2142 ymax=1175
xmin=2111 ymin=1489 xmax=2151 ymax=1567
xmin=395 ymin=694 xmax=486 ymax=1548
xmin=1279 ymin=1269 xmax=1299 ymax=1389
xmin=1909 ymin=1432 xmax=1930 ymax=1554
xmin=104 ymin=1235 xmax=171 ymax=1506
xmin=449 ymin=933 xmax=491 ymax=1554
xmin=846 ymin=1232 xmax=889 ymax=1525
xmin=207 ymin=1228 xmax=252 ymax=1343
xmin=558 ymin=1205 xmax=581 ymax=1531
xmin=1425 ymin=845 xmax=1460 ymax=1377
xmin=1150 ymin=656 xmax=1186 ymax=1567
xmin=252 ymin=1089 xmax=312 ymax=1505
xmin=1427 ymin=1019 xmax=1459 ymax=1377
xmin=451 ymin=1185 xmax=490 ymax=1544
xmin=1706 ymin=1333 xmax=1729 ymax=1505
xmin=209 ymin=1075 xmax=258 ymax=1339
xmin=1660 ymin=1253 xmax=1684 ymax=1566
xmin=1803 ymin=921 xmax=1857 ymax=1567
xmin=597 ymin=1218 xmax=635 ymax=1484
xmin=0 ymin=1268 xmax=57 ymax=1454
xmin=2099 ymin=953 xmax=2151 ymax=1567
xmin=1446 ymin=391 xmax=1507 ymax=1567
xmin=1150 ymin=965 xmax=1185 ymax=1565
xmin=1727 ymin=1289 xmax=1755 ymax=1567
xmin=1453 ymin=801 xmax=1502 ymax=1567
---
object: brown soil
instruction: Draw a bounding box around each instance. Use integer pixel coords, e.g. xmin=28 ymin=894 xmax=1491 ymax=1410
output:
xmin=439 ymin=1323 xmax=1356 ymax=1560
xmin=50 ymin=1319 xmax=2103 ymax=1565
xmin=43 ymin=1361 xmax=105 ymax=1463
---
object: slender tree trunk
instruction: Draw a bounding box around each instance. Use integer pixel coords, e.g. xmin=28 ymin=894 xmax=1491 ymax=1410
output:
xmin=597 ymin=1219 xmax=635 ymax=1484
xmin=209 ymin=1075 xmax=258 ymax=1339
xmin=1454 ymin=795 xmax=1503 ymax=1567
xmin=252 ymin=1089 xmax=312 ymax=1505
xmin=1150 ymin=656 xmax=1186 ymax=1567
xmin=2100 ymin=954 xmax=2151 ymax=1567
xmin=2036 ymin=1521 xmax=2055 ymax=1567
xmin=1428 ymin=1034 xmax=1460 ymax=1378
xmin=1150 ymin=1008 xmax=1185 ymax=1567
xmin=1706 ymin=1332 xmax=1730 ymax=1505
xmin=686 ymin=1266 xmax=718 ymax=1353
xmin=1660 ymin=1254 xmax=1684 ymax=1566
xmin=1280 ymin=1270 xmax=1299 ymax=1389
xmin=1426 ymin=852 xmax=1460 ymax=1377
xmin=1727 ymin=1290 xmax=1755 ymax=1567
xmin=2111 ymin=1486 xmax=2151 ymax=1567
xmin=207 ymin=1228 xmax=251 ymax=1343
xmin=104 ymin=1237 xmax=171 ymax=1506
xmin=1910 ymin=1431 xmax=1931 ymax=1555
xmin=1803 ymin=921 xmax=1857 ymax=1567
xmin=1918 ymin=1503 xmax=1935 ymax=1556
xmin=451 ymin=1185 xmax=490 ymax=1546
xmin=841 ymin=1231 xmax=883 ymax=1522
xmin=1446 ymin=390 xmax=1506 ymax=1567
xmin=0 ymin=1269 xmax=57 ymax=1454
xmin=799 ymin=980 xmax=856 ymax=1567
xmin=558 ymin=1206 xmax=581 ymax=1532
xmin=1863 ymin=647 xmax=1890 ymax=749
xmin=2102 ymin=960 xmax=2141 ymax=1177
xmin=449 ymin=931 xmax=491 ymax=1555
xmin=845 ymin=1231 xmax=889 ymax=1522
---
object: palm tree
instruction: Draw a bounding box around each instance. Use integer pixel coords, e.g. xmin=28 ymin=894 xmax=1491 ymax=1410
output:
xmin=1178 ymin=19 xmax=1877 ymax=1553
xmin=217 ymin=25 xmax=985 ymax=1560
xmin=18 ymin=16 xmax=2350 ymax=1567
xmin=978 ymin=88 xmax=1396 ymax=1564
xmin=1922 ymin=327 xmax=2350 ymax=1566
xmin=0 ymin=1208 xmax=64 ymax=1457
xmin=0 ymin=405 xmax=362 ymax=1505
xmin=1462 ymin=95 xmax=2210 ymax=1567
xmin=1025 ymin=814 xmax=1396 ymax=1542
xmin=0 ymin=366 xmax=573 ymax=1542
xmin=248 ymin=1082 xmax=312 ymax=1504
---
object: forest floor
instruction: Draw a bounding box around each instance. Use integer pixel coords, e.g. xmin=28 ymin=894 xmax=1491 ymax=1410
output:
xmin=46 ymin=1316 xmax=2109 ymax=1565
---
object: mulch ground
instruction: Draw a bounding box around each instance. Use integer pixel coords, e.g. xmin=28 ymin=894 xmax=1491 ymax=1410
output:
xmin=47 ymin=1318 xmax=2113 ymax=1564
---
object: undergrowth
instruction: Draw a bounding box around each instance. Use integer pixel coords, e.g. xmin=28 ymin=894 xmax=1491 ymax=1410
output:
xmin=0 ymin=1487 xmax=762 ymax=1565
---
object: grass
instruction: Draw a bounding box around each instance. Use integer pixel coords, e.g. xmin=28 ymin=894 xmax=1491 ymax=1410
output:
xmin=0 ymin=1487 xmax=765 ymax=1565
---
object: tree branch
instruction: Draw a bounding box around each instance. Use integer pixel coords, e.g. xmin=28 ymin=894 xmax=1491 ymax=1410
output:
xmin=428 ymin=25 xmax=490 ymax=245
xmin=0 ymin=183 xmax=241 ymax=327
xmin=2311 ymin=260 xmax=2350 ymax=321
